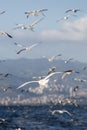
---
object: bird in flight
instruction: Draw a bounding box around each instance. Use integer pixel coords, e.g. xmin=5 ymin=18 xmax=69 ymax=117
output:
xmin=14 ymin=18 xmax=44 ymax=31
xmin=57 ymin=12 xmax=77 ymax=23
xmin=56 ymin=15 xmax=70 ymax=22
xmin=16 ymin=71 xmax=62 ymax=89
xmin=47 ymin=67 xmax=56 ymax=75
xmin=62 ymin=69 xmax=79 ymax=79
xmin=16 ymin=42 xmax=41 ymax=54
xmin=73 ymin=78 xmax=87 ymax=82
xmin=0 ymin=31 xmax=13 ymax=38
xmin=51 ymin=109 xmax=72 ymax=117
xmin=0 ymin=10 xmax=6 ymax=15
xmin=64 ymin=58 xmax=73 ymax=64
xmin=65 ymin=8 xmax=80 ymax=13
xmin=48 ymin=54 xmax=62 ymax=62
xmin=25 ymin=9 xmax=48 ymax=18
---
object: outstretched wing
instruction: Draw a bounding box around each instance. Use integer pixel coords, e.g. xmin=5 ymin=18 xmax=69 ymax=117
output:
xmin=39 ymin=9 xmax=48 ymax=12
xmin=17 ymin=81 xmax=39 ymax=89
xmin=65 ymin=9 xmax=72 ymax=13
xmin=45 ymin=71 xmax=62 ymax=80
xmin=0 ymin=10 xmax=6 ymax=15
xmin=31 ymin=17 xmax=44 ymax=27
xmin=25 ymin=11 xmax=33 ymax=18
xmin=25 ymin=11 xmax=33 ymax=14
xmin=64 ymin=110 xmax=72 ymax=116
xmin=17 ymin=48 xmax=26 ymax=54
xmin=61 ymin=73 xmax=67 ymax=79
xmin=28 ymin=43 xmax=40 ymax=50
xmin=5 ymin=32 xmax=13 ymax=38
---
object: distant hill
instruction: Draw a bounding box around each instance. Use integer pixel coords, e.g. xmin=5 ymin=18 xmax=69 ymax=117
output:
xmin=0 ymin=58 xmax=87 ymax=105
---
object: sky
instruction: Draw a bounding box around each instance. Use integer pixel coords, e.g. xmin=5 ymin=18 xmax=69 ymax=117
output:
xmin=0 ymin=0 xmax=87 ymax=63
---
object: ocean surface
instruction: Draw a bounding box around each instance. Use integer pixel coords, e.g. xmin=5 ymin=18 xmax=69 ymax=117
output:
xmin=0 ymin=103 xmax=87 ymax=130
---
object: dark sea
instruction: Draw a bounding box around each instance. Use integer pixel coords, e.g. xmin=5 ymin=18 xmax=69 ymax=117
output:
xmin=0 ymin=103 xmax=87 ymax=130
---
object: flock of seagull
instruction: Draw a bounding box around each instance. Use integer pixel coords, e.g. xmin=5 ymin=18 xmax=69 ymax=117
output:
xmin=0 ymin=8 xmax=87 ymax=87
xmin=0 ymin=8 xmax=87 ymax=123
xmin=0 ymin=8 xmax=87 ymax=92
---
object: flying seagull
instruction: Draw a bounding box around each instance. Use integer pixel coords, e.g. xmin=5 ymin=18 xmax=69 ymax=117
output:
xmin=64 ymin=58 xmax=73 ymax=64
xmin=16 ymin=71 xmax=62 ymax=89
xmin=62 ymin=69 xmax=79 ymax=79
xmin=65 ymin=8 xmax=80 ymax=13
xmin=57 ymin=13 xmax=77 ymax=23
xmin=47 ymin=67 xmax=56 ymax=75
xmin=0 ymin=10 xmax=6 ymax=15
xmin=48 ymin=54 xmax=62 ymax=62
xmin=14 ymin=18 xmax=44 ymax=31
xmin=51 ymin=109 xmax=72 ymax=117
xmin=56 ymin=15 xmax=70 ymax=22
xmin=16 ymin=42 xmax=41 ymax=54
xmin=0 ymin=31 xmax=13 ymax=38
xmin=25 ymin=9 xmax=48 ymax=18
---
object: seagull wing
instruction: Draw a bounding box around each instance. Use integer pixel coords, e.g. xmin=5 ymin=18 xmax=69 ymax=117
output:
xmin=61 ymin=73 xmax=68 ymax=79
xmin=17 ymin=81 xmax=39 ymax=89
xmin=49 ymin=54 xmax=61 ymax=62
xmin=64 ymin=110 xmax=72 ymax=116
xmin=65 ymin=9 xmax=72 ymax=13
xmin=66 ymin=58 xmax=73 ymax=63
xmin=25 ymin=11 xmax=33 ymax=14
xmin=28 ymin=43 xmax=39 ymax=50
xmin=31 ymin=18 xmax=44 ymax=27
xmin=39 ymin=9 xmax=48 ymax=12
xmin=0 ymin=10 xmax=6 ymax=15
xmin=5 ymin=32 xmax=13 ymax=38
xmin=17 ymin=48 xmax=26 ymax=54
xmin=25 ymin=11 xmax=33 ymax=18
xmin=45 ymin=71 xmax=62 ymax=80
xmin=39 ymin=9 xmax=48 ymax=16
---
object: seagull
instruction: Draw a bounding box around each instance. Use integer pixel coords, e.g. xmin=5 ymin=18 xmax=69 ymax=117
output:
xmin=16 ymin=71 xmax=62 ymax=89
xmin=65 ymin=8 xmax=80 ymax=13
xmin=48 ymin=54 xmax=62 ymax=62
xmin=14 ymin=18 xmax=44 ymax=31
xmin=4 ymin=73 xmax=12 ymax=77
xmin=2 ymin=86 xmax=12 ymax=92
xmin=0 ymin=10 xmax=6 ymax=15
xmin=64 ymin=58 xmax=73 ymax=64
xmin=56 ymin=15 xmax=70 ymax=22
xmin=62 ymin=69 xmax=79 ymax=79
xmin=0 ymin=31 xmax=13 ymax=38
xmin=25 ymin=9 xmax=48 ymax=18
xmin=0 ymin=118 xmax=6 ymax=124
xmin=16 ymin=42 xmax=41 ymax=54
xmin=73 ymin=78 xmax=87 ymax=82
xmin=73 ymin=86 xmax=79 ymax=92
xmin=57 ymin=13 xmax=77 ymax=23
xmin=47 ymin=67 xmax=56 ymax=75
xmin=51 ymin=109 xmax=72 ymax=117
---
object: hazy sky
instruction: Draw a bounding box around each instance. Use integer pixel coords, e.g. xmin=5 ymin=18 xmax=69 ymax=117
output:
xmin=0 ymin=0 xmax=87 ymax=63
